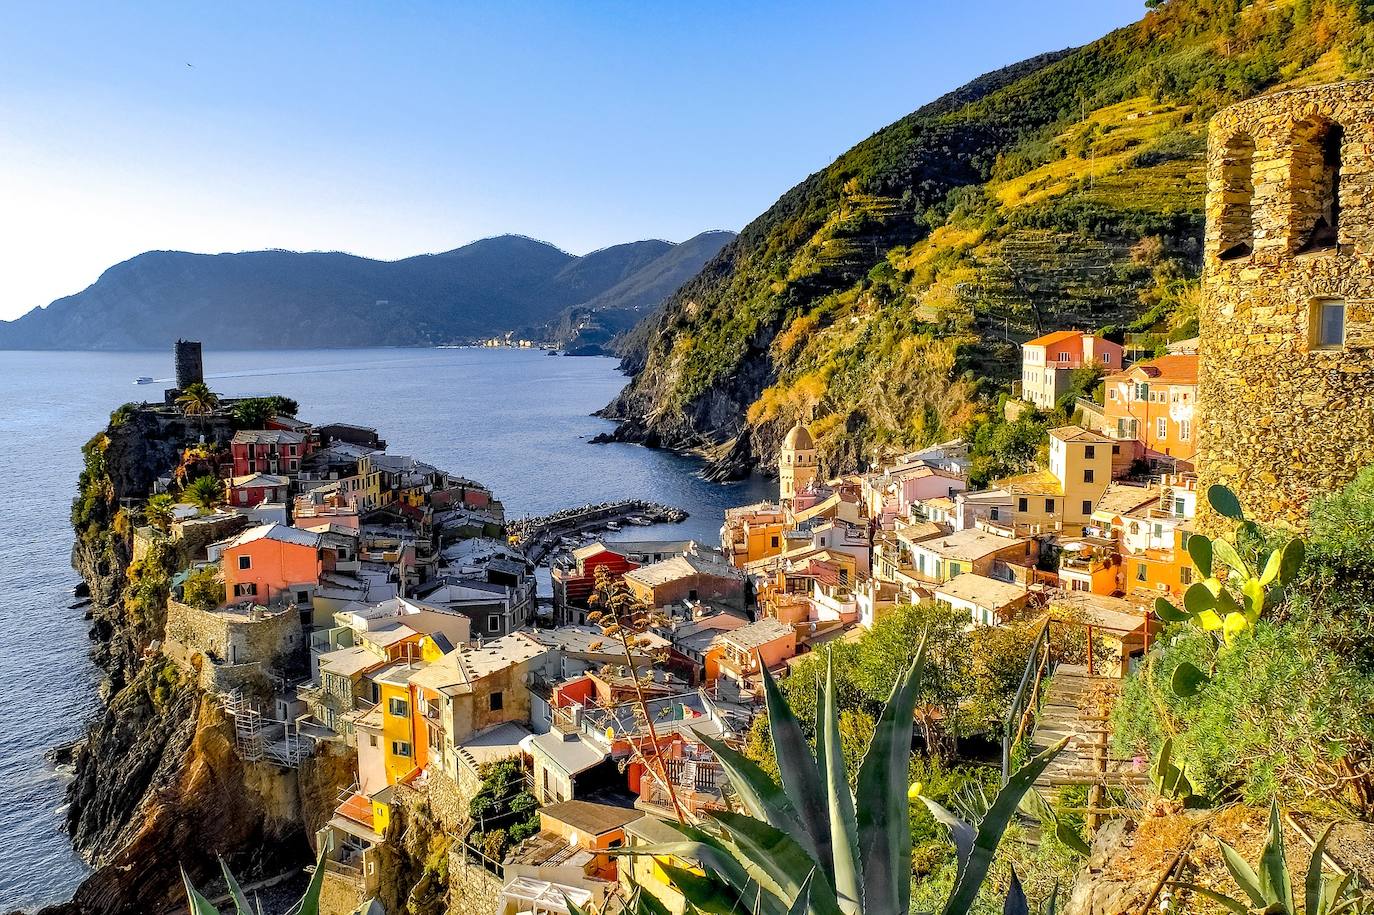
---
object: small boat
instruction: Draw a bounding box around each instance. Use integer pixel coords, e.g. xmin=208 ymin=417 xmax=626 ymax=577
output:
xmin=134 ymin=376 xmax=154 ymax=385
xmin=605 ymin=521 xmax=621 ymax=531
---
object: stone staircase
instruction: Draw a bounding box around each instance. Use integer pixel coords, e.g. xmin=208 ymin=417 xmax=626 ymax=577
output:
xmin=1030 ymin=663 xmax=1147 ymax=805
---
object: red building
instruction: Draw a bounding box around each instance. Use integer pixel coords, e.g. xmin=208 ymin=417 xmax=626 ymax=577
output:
xmin=228 ymin=472 xmax=290 ymax=508
xmin=550 ymin=542 xmax=641 ymax=625
xmin=231 ymin=429 xmax=314 ymax=477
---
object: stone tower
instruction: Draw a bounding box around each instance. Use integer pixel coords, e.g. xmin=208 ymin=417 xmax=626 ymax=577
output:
xmin=175 ymin=339 xmax=204 ymax=389
xmin=1196 ymin=81 xmax=1374 ymax=529
xmin=778 ymin=422 xmax=818 ymax=504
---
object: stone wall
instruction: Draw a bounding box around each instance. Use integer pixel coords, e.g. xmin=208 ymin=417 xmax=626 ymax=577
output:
xmin=163 ymin=598 xmax=302 ymax=692
xmin=1197 ymin=81 xmax=1374 ymax=529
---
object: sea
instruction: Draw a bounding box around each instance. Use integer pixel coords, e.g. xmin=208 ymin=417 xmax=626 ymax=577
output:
xmin=0 ymin=346 xmax=772 ymax=912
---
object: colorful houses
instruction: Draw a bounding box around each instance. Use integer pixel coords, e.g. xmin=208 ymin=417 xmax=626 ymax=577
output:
xmin=1103 ymin=353 xmax=1200 ymax=468
xmin=1020 ymin=331 xmax=1124 ymax=410
xmin=1000 ymin=426 xmax=1113 ymax=535
xmin=230 ymin=429 xmax=315 ymax=477
xmin=218 ymin=523 xmax=322 ymax=607
xmin=227 ymin=472 xmax=289 ymax=508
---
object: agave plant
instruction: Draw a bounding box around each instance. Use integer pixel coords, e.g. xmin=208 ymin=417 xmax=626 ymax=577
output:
xmin=183 ymin=852 xmax=382 ymax=915
xmin=1176 ymin=798 xmax=1370 ymax=914
xmin=614 ymin=639 xmax=1068 ymax=914
xmin=1154 ymin=484 xmax=1305 ymax=696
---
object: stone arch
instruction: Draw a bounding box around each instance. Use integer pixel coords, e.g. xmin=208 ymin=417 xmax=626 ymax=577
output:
xmin=1291 ymin=115 xmax=1343 ymax=253
xmin=1217 ymin=131 xmax=1256 ymax=261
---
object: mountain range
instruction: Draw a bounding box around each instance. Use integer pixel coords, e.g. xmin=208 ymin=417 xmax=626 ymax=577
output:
xmin=0 ymin=230 xmax=734 ymax=351
xmin=602 ymin=0 xmax=1374 ymax=478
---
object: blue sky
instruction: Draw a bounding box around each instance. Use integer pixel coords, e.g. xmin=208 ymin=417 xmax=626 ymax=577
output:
xmin=0 ymin=1 xmax=1144 ymax=320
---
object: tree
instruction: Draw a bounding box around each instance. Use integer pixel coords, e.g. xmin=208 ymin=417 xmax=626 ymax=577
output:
xmin=182 ymin=566 xmax=225 ymax=611
xmin=184 ymin=475 xmax=224 ymax=512
xmin=175 ymin=382 xmax=219 ymax=418
xmin=144 ymin=493 xmax=176 ymax=532
xmin=232 ymin=395 xmax=300 ymax=430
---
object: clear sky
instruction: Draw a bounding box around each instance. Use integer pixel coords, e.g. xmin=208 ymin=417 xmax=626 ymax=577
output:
xmin=0 ymin=0 xmax=1145 ymax=321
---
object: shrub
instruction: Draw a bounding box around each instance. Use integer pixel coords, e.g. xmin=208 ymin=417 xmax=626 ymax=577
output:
xmin=182 ymin=567 xmax=225 ymax=611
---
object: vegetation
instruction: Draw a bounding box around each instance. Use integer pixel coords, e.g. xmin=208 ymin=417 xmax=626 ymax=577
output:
xmin=176 ymin=382 xmax=220 ymax=419
xmin=183 ymin=852 xmax=381 ymax=914
xmin=467 ymin=759 xmax=539 ymax=862
xmin=183 ymin=475 xmax=225 ymax=513
xmin=181 ymin=566 xmax=225 ymax=611
xmin=616 ymin=645 xmax=1067 ymax=914
xmin=144 ymin=493 xmax=176 ymax=532
xmin=231 ymin=395 xmax=300 ymax=430
xmin=616 ymin=0 xmax=1372 ymax=477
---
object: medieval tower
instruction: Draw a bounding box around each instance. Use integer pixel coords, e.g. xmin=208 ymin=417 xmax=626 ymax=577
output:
xmin=778 ymin=421 xmax=818 ymax=504
xmin=1196 ymin=81 xmax=1374 ymax=528
xmin=174 ymin=339 xmax=204 ymax=389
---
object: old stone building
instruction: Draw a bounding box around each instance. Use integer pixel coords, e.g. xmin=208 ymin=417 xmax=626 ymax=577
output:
xmin=1196 ymin=80 xmax=1374 ymax=529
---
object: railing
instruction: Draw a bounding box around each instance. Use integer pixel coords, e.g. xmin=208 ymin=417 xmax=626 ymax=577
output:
xmin=1002 ymin=619 xmax=1053 ymax=783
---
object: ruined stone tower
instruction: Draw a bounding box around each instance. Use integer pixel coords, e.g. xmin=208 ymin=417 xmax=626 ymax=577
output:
xmin=174 ymin=339 xmax=204 ymax=389
xmin=1196 ymin=81 xmax=1374 ymax=529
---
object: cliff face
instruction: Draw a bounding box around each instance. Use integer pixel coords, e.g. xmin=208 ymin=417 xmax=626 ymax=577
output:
xmin=46 ymin=407 xmax=355 ymax=915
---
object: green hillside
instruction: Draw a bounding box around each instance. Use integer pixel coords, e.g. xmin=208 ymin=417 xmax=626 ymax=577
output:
xmin=604 ymin=0 xmax=1374 ymax=477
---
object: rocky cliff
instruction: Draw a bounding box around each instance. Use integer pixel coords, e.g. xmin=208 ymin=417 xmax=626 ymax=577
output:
xmin=40 ymin=406 xmax=354 ymax=915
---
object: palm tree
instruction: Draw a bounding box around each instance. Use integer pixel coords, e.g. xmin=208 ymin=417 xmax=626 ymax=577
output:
xmin=184 ymin=475 xmax=224 ymax=513
xmin=176 ymin=382 xmax=220 ymax=435
xmin=144 ymin=493 xmax=176 ymax=532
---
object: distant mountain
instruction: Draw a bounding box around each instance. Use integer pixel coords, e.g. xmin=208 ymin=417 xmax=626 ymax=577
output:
xmin=0 ymin=232 xmax=728 ymax=350
xmin=533 ymin=230 xmax=736 ymax=356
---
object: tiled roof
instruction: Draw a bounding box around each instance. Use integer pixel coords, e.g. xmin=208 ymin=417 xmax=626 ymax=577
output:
xmin=1121 ymin=354 xmax=1199 ymax=385
xmin=1050 ymin=425 xmax=1113 ymax=443
xmin=232 ymin=429 xmax=308 ymax=445
xmin=538 ymin=799 xmax=643 ymax=836
xmin=998 ymin=470 xmax=1064 ymax=496
xmin=221 ymin=522 xmax=321 ymax=550
xmin=915 ymin=528 xmax=1030 ymax=562
xmin=718 ymin=617 xmax=793 ymax=651
xmin=934 ymin=573 xmax=1027 ymax=610
xmin=1024 ymin=330 xmax=1083 ymax=347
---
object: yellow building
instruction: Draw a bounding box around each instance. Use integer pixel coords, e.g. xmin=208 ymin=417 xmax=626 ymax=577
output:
xmin=778 ymin=422 xmax=818 ymax=504
xmin=720 ymin=502 xmax=787 ymax=567
xmin=1000 ymin=426 xmax=1113 ymax=536
xmin=369 ymin=660 xmax=426 ymax=785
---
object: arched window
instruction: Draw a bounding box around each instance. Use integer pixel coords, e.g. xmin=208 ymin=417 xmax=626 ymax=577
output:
xmin=1292 ymin=118 xmax=1343 ymax=253
xmin=1218 ymin=132 xmax=1256 ymax=261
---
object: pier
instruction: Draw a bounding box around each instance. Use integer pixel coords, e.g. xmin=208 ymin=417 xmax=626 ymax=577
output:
xmin=510 ymin=500 xmax=688 ymax=565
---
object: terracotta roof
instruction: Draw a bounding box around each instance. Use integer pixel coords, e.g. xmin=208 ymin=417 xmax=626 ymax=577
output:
xmin=1024 ymin=330 xmax=1083 ymax=348
xmin=1121 ymin=354 xmax=1199 ymax=385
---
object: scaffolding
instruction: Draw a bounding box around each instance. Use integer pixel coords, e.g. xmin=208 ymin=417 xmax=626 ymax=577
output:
xmin=220 ymin=689 xmax=310 ymax=768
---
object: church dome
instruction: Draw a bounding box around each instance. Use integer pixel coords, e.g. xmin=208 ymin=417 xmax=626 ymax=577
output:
xmin=783 ymin=422 xmax=815 ymax=451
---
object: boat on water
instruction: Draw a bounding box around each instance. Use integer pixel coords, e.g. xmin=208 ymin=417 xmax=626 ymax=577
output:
xmin=605 ymin=521 xmax=621 ymax=531
xmin=134 ymin=376 xmax=154 ymax=385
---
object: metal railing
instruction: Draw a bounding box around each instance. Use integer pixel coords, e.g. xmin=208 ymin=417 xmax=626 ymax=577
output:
xmin=1002 ymin=619 xmax=1053 ymax=783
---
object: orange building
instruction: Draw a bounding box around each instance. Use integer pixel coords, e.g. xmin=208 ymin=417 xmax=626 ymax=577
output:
xmin=1021 ymin=331 xmax=1124 ymax=410
xmin=1103 ymin=354 xmax=1199 ymax=466
xmin=219 ymin=523 xmax=322 ymax=606
xmin=720 ymin=502 xmax=787 ymax=568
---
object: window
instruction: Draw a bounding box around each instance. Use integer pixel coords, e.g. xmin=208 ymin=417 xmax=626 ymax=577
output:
xmin=1310 ymin=298 xmax=1346 ymax=350
xmin=770 ymin=535 xmax=779 ymax=548
xmin=1180 ymin=420 xmax=1191 ymax=441
xmin=688 ymin=588 xmax=699 ymax=601
xmin=1082 ymin=500 xmax=1093 ymax=516
xmin=1157 ymin=417 xmax=1168 ymax=440
xmin=1017 ymin=497 xmax=1028 ymax=512
xmin=1136 ymin=564 xmax=1148 ymax=582
xmin=1101 ymin=353 xmax=1111 ymax=363
xmin=1044 ymin=498 xmax=1055 ymax=512
xmin=1084 ymin=445 xmax=1095 ymax=460
xmin=296 ymin=589 xmax=310 ymax=605
xmin=1058 ymin=351 xmax=1070 ymax=363
xmin=489 ymin=691 xmax=504 ymax=712
xmin=1180 ymin=566 xmax=1194 ymax=585
xmin=237 ymin=555 xmax=252 ymax=570
xmin=388 ymin=697 xmax=409 ymax=718
xmin=487 ymin=614 xmax=501 ymax=633
xmin=369 ymin=734 xmax=378 ymax=747
xmin=1292 ymin=119 xmax=1342 ymax=253
xmin=1135 ymin=383 xmax=1149 ymax=401
xmin=233 ymin=582 xmax=257 ymax=597
xmin=1084 ymin=469 xmax=1095 ymax=483
xmin=1109 ymin=390 xmax=1117 ymax=401
xmin=391 ymin=740 xmax=412 ymax=758
xmin=990 ymin=507 xmax=1000 ymax=521
xmin=1218 ymin=132 xmax=1255 ymax=260
xmin=1112 ymin=444 xmax=1121 ymax=455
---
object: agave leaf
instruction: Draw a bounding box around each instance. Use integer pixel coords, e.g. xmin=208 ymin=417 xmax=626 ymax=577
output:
xmin=920 ymin=796 xmax=976 ymax=876
xmin=619 ymin=822 xmax=757 ymax=900
xmin=1171 ymin=661 xmax=1210 ymax=697
xmin=287 ymin=849 xmax=329 ymax=915
xmin=855 ymin=640 xmax=926 ymax=915
xmin=1217 ymin=838 xmax=1267 ymax=908
xmin=821 ymin=653 xmax=862 ymax=914
xmin=1306 ymin=823 xmax=1338 ymax=915
xmin=1004 ymin=867 xmax=1030 ymax=915
xmin=813 ymin=677 xmax=828 ymax=851
xmin=218 ymin=857 xmax=252 ymax=915
xmin=697 ymin=733 xmax=818 ymax=863
xmin=1155 ymin=597 xmax=1190 ymax=623
xmin=940 ymin=737 xmax=1069 ymax=915
xmin=562 ymin=893 xmax=595 ymax=915
xmin=1278 ymin=538 xmax=1305 ymax=587
xmin=1172 ymin=883 xmax=1251 ymax=914
xmin=634 ymin=886 xmax=674 ymax=915
xmin=1259 ymin=798 xmax=1294 ymax=914
xmin=1183 ymin=582 xmax=1218 ymax=617
xmin=1055 ymin=819 xmax=1092 ymax=857
xmin=1209 ymin=484 xmax=1245 ymax=521
xmin=789 ymin=869 xmax=816 ymax=915
xmin=182 ymin=868 xmax=222 ymax=915
xmin=762 ymin=663 xmax=833 ymax=878
xmin=708 ymin=811 xmax=844 ymax=915
xmin=657 ymin=861 xmax=759 ymax=915
xmin=1212 ymin=537 xmax=1252 ymax=579
xmin=1188 ymin=535 xmax=1214 ymax=578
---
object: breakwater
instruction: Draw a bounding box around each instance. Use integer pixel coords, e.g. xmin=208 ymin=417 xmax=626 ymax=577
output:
xmin=511 ymin=500 xmax=689 ymax=564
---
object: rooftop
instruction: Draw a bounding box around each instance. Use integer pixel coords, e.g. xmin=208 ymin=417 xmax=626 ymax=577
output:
xmin=717 ymin=617 xmax=793 ymax=651
xmin=998 ymin=470 xmax=1064 ymax=496
xmin=1024 ymin=330 xmax=1084 ymax=348
xmin=230 ymin=472 xmax=290 ymax=488
xmin=1115 ymin=353 xmax=1199 ymax=385
xmin=539 ymin=799 xmax=643 ymax=836
xmin=1050 ymin=425 xmax=1113 ymax=444
xmin=914 ymin=527 xmax=1030 ymax=562
xmin=934 ymin=573 xmax=1028 ymax=610
xmin=409 ymin=631 xmax=546 ymax=694
xmin=624 ymin=554 xmax=743 ymax=589
xmin=528 ymin=730 xmax=609 ymax=777
xmin=317 ymin=645 xmax=383 ymax=678
xmin=232 ymin=429 xmax=308 ymax=445
xmin=220 ymin=522 xmax=321 ymax=551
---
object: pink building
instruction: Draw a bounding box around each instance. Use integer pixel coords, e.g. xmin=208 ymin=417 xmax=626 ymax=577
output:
xmin=1021 ymin=331 xmax=1125 ymax=410
xmin=228 ymin=472 xmax=289 ymax=508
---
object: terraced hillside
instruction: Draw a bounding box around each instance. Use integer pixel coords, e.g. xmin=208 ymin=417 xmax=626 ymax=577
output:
xmin=604 ymin=0 xmax=1374 ymax=478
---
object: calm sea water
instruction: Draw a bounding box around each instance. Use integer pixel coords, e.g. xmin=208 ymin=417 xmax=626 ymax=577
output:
xmin=0 ymin=346 xmax=771 ymax=911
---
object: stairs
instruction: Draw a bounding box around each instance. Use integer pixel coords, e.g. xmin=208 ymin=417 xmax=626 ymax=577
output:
xmin=220 ymin=690 xmax=308 ymax=768
xmin=1030 ymin=664 xmax=1146 ymax=803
